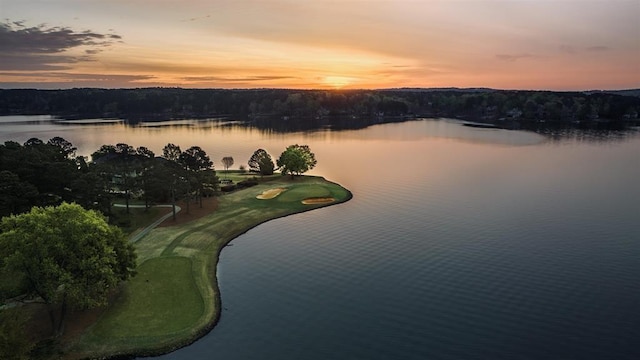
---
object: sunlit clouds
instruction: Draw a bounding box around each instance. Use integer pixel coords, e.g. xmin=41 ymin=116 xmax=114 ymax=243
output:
xmin=1 ymin=0 xmax=638 ymax=90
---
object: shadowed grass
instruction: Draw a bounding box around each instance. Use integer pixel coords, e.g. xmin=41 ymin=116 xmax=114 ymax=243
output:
xmin=87 ymin=257 xmax=203 ymax=338
xmin=110 ymin=206 xmax=164 ymax=236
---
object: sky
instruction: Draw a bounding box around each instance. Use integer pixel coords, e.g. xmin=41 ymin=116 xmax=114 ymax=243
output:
xmin=1 ymin=0 xmax=639 ymax=90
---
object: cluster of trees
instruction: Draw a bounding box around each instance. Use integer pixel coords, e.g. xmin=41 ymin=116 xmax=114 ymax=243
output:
xmin=246 ymin=145 xmax=316 ymax=179
xmin=0 ymin=137 xmax=220 ymax=221
xmin=92 ymin=142 xmax=218 ymax=217
xmin=1 ymin=88 xmax=638 ymax=128
xmin=0 ymin=137 xmax=84 ymax=217
xmin=0 ymin=136 xmax=319 ymax=222
xmin=0 ymin=203 xmax=136 ymax=341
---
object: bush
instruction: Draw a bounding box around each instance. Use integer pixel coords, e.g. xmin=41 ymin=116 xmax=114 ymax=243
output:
xmin=236 ymin=178 xmax=258 ymax=189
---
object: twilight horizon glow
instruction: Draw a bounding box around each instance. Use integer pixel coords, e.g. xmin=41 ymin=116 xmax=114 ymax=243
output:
xmin=1 ymin=0 xmax=638 ymax=90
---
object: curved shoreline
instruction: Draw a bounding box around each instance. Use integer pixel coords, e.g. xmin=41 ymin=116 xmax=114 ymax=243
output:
xmin=74 ymin=176 xmax=352 ymax=359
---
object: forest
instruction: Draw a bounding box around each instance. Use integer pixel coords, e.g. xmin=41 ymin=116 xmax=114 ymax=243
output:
xmin=1 ymin=88 xmax=639 ymax=132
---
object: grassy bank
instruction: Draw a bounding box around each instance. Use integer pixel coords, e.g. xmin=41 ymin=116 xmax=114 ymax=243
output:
xmin=71 ymin=176 xmax=351 ymax=358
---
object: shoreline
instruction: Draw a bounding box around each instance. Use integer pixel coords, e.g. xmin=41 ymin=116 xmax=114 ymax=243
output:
xmin=70 ymin=176 xmax=352 ymax=359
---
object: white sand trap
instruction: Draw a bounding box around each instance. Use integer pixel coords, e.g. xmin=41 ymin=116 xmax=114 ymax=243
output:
xmin=256 ymin=188 xmax=287 ymax=199
xmin=301 ymin=197 xmax=335 ymax=205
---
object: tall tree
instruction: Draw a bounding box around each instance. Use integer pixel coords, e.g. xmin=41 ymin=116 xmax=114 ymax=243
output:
xmin=47 ymin=136 xmax=77 ymax=159
xmin=162 ymin=143 xmax=182 ymax=162
xmin=0 ymin=203 xmax=136 ymax=336
xmin=276 ymin=144 xmax=317 ymax=179
xmin=136 ymin=146 xmax=156 ymax=210
xmin=91 ymin=143 xmax=139 ymax=213
xmin=248 ymin=148 xmax=275 ymax=176
xmin=180 ymin=146 xmax=215 ymax=209
xmin=161 ymin=144 xmax=188 ymax=219
xmin=221 ymin=156 xmax=234 ymax=177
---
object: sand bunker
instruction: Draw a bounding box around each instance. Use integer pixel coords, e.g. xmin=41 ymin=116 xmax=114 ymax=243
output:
xmin=256 ymin=188 xmax=287 ymax=199
xmin=301 ymin=197 xmax=336 ymax=205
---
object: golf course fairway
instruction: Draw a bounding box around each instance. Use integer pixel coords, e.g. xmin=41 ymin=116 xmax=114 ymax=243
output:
xmin=72 ymin=176 xmax=351 ymax=358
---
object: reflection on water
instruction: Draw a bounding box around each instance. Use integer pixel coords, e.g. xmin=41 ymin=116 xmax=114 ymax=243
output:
xmin=536 ymin=127 xmax=640 ymax=144
xmin=1 ymin=116 xmax=636 ymax=160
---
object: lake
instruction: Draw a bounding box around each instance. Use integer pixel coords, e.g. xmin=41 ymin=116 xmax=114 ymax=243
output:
xmin=1 ymin=116 xmax=639 ymax=359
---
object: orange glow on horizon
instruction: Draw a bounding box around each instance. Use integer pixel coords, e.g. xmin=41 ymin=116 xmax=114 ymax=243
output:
xmin=0 ymin=0 xmax=638 ymax=90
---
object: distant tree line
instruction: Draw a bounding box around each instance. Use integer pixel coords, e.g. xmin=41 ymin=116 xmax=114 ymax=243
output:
xmin=1 ymin=88 xmax=638 ymax=129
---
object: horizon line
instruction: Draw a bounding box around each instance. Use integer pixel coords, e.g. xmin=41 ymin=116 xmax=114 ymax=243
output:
xmin=2 ymin=86 xmax=639 ymax=93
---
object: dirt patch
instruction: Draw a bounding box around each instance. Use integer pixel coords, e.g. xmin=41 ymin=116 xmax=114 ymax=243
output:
xmin=301 ymin=197 xmax=335 ymax=205
xmin=256 ymin=188 xmax=287 ymax=200
xmin=157 ymin=196 xmax=219 ymax=227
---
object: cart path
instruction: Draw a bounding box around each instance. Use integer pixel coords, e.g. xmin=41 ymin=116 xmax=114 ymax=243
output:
xmin=113 ymin=204 xmax=182 ymax=243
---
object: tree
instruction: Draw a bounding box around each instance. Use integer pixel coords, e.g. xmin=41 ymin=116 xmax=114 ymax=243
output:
xmin=180 ymin=146 xmax=215 ymax=209
xmin=1 ymin=139 xmax=80 ymax=213
xmin=162 ymin=143 xmax=182 ymax=162
xmin=0 ymin=170 xmax=38 ymax=216
xmin=47 ymin=136 xmax=77 ymax=159
xmin=136 ymin=146 xmax=156 ymax=210
xmin=222 ymin=156 xmax=234 ymax=174
xmin=91 ymin=143 xmax=140 ymax=214
xmin=276 ymin=144 xmax=317 ymax=179
xmin=0 ymin=203 xmax=137 ymax=336
xmin=161 ymin=144 xmax=189 ymax=218
xmin=248 ymin=148 xmax=275 ymax=176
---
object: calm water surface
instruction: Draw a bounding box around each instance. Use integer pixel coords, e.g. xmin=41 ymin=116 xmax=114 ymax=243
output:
xmin=2 ymin=116 xmax=639 ymax=359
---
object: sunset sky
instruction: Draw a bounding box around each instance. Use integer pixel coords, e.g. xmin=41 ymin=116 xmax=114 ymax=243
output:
xmin=1 ymin=0 xmax=638 ymax=90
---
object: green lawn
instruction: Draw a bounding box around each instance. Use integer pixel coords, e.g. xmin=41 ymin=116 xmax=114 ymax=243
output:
xmin=73 ymin=176 xmax=351 ymax=358
xmin=109 ymin=206 xmax=164 ymax=236
xmin=87 ymin=257 xmax=203 ymax=337
xmin=217 ymin=170 xmax=279 ymax=183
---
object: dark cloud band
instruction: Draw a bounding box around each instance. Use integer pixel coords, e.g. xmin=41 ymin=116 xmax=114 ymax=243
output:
xmin=0 ymin=21 xmax=121 ymax=71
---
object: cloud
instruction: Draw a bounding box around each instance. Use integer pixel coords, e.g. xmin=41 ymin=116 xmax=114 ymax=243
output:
xmin=182 ymin=14 xmax=211 ymax=22
xmin=0 ymin=72 xmax=156 ymax=89
xmin=0 ymin=71 xmax=153 ymax=81
xmin=560 ymin=44 xmax=611 ymax=55
xmin=181 ymin=75 xmax=296 ymax=83
xmin=0 ymin=21 xmax=121 ymax=70
xmin=586 ymin=46 xmax=610 ymax=52
xmin=495 ymin=53 xmax=537 ymax=62
xmin=1 ymin=54 xmax=76 ymax=71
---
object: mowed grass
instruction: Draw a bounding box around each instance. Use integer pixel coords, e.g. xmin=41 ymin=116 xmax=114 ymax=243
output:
xmin=217 ymin=170 xmax=280 ymax=183
xmin=73 ymin=176 xmax=351 ymax=358
xmin=110 ymin=206 xmax=165 ymax=236
xmin=88 ymin=257 xmax=203 ymax=338
xmin=276 ymin=184 xmax=331 ymax=202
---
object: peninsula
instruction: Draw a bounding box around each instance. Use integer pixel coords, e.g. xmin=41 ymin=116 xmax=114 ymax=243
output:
xmin=70 ymin=175 xmax=352 ymax=359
